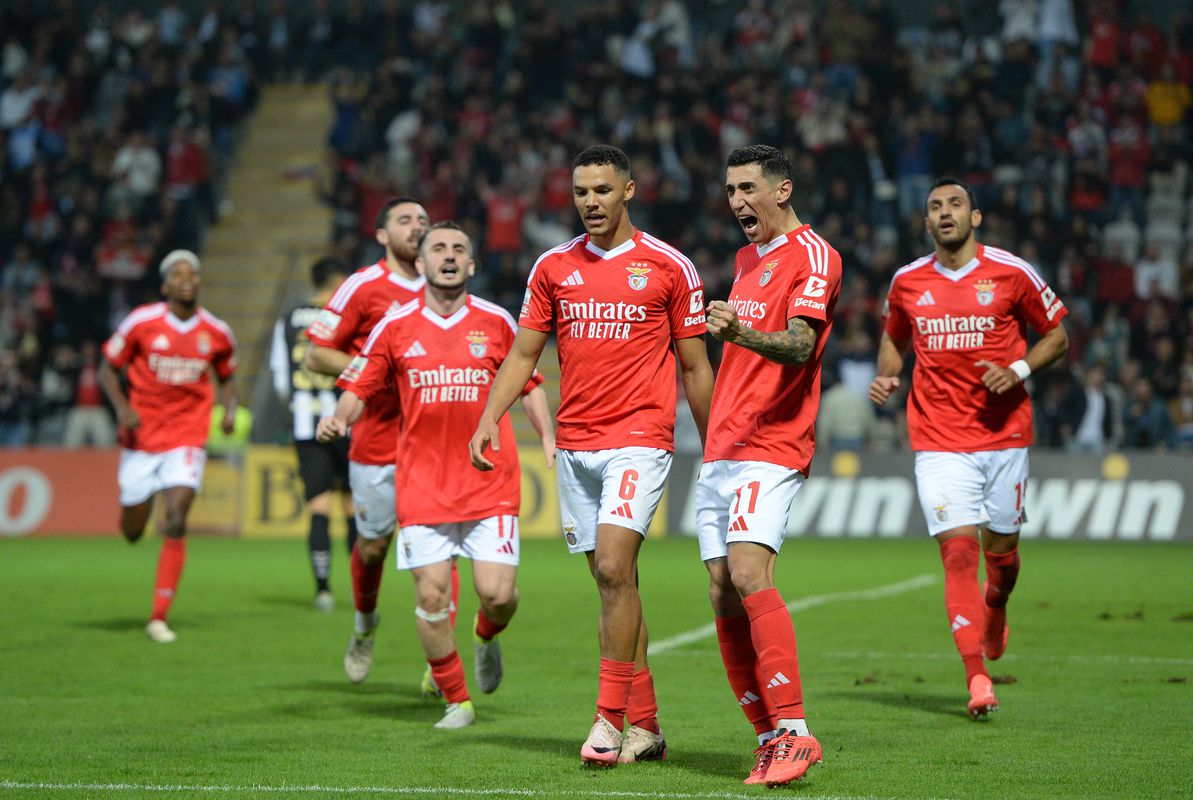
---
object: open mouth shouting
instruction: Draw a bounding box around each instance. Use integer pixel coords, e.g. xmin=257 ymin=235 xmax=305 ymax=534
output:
xmin=738 ymin=214 xmax=760 ymax=237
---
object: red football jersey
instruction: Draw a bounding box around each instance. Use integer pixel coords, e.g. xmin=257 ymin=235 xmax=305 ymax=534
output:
xmin=704 ymin=226 xmax=842 ymax=473
xmin=885 ymin=243 xmax=1068 ymax=452
xmin=306 ymin=260 xmax=425 ymax=465
xmin=103 ymin=302 xmax=237 ymax=452
xmin=341 ymin=295 xmax=544 ymax=526
xmin=519 ymin=230 xmax=705 ymax=451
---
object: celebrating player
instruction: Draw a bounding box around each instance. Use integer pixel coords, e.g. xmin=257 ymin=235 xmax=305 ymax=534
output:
xmin=98 ymin=249 xmax=237 ymax=644
xmin=469 ymin=144 xmax=714 ymax=765
xmin=270 ymin=256 xmax=355 ymax=611
xmin=305 ymin=197 xmax=459 ymax=691
xmin=697 ymin=145 xmax=840 ymax=787
xmin=319 ymin=222 xmax=554 ymax=728
xmin=870 ymin=177 xmax=1068 ymax=717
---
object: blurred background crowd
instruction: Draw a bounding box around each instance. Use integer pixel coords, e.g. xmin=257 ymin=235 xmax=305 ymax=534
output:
xmin=2 ymin=0 xmax=1191 ymax=453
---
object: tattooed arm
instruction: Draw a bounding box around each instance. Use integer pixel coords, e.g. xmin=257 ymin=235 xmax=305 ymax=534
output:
xmin=706 ymin=300 xmax=818 ymax=365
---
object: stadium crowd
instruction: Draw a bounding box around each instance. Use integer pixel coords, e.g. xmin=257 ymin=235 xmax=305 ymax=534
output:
xmin=3 ymin=0 xmax=1192 ymax=453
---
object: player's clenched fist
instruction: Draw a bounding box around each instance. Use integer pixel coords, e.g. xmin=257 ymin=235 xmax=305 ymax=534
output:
xmin=469 ymin=417 xmax=501 ymax=471
xmin=316 ymin=415 xmax=347 ymax=443
xmin=975 ymin=360 xmax=1020 ymax=395
xmin=869 ymin=375 xmax=900 ymax=405
xmin=706 ymin=300 xmax=742 ymax=343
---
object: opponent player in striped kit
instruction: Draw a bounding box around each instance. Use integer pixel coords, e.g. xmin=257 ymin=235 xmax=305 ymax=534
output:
xmin=870 ymin=177 xmax=1068 ymax=718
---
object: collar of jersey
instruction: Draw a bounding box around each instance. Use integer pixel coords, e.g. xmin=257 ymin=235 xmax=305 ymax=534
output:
xmin=754 ymin=228 xmax=801 ymax=258
xmin=420 ymin=300 xmax=470 ymax=330
xmin=388 ymin=270 xmax=425 ymax=291
xmin=165 ymin=310 xmax=201 ymax=333
xmin=932 ymin=244 xmax=982 ymax=282
xmin=585 ymin=232 xmax=638 ymax=260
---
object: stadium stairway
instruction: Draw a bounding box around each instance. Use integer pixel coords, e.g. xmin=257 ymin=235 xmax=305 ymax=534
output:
xmin=197 ymin=84 xmax=332 ymax=405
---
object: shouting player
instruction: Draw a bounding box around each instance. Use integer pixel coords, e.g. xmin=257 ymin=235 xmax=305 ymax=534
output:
xmin=319 ymin=222 xmax=554 ymax=728
xmin=270 ymin=256 xmax=355 ymax=611
xmin=470 ymin=144 xmax=713 ymax=765
xmin=305 ymin=197 xmax=458 ymax=692
xmin=870 ymin=177 xmax=1068 ymax=717
xmin=698 ymin=145 xmax=840 ymax=787
xmin=99 ymin=249 xmax=237 ymax=643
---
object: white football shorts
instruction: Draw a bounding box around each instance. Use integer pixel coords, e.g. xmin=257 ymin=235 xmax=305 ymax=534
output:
xmin=348 ymin=461 xmax=396 ymax=539
xmin=695 ymin=459 xmax=805 ymax=561
xmin=396 ymin=514 xmax=520 ymax=570
xmin=118 ymin=446 xmax=206 ymax=506
xmin=556 ymin=446 xmax=672 ymax=554
xmin=913 ymin=448 xmax=1029 ymax=536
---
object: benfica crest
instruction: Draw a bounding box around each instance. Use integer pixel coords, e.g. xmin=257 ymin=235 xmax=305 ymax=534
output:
xmin=626 ymin=264 xmax=651 ymax=290
xmin=759 ymin=259 xmax=778 ymax=287
xmin=466 ymin=330 xmax=489 ymax=358
xmin=975 ymin=279 xmax=996 ymax=306
xmin=197 ymin=331 xmax=212 ymax=355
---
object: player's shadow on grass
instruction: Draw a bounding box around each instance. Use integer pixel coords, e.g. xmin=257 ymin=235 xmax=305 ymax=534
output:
xmin=271 ymin=680 xmax=438 ymax=722
xmin=254 ymin=594 xmax=320 ymax=610
xmin=497 ymin=734 xmax=746 ymax=779
xmin=74 ymin=617 xmax=154 ymax=632
xmin=822 ymin=688 xmax=960 ymax=718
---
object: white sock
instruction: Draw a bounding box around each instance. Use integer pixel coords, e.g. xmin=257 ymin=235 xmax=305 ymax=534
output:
xmin=758 ymin=730 xmax=778 ymax=745
xmin=354 ymin=610 xmax=379 ymax=635
xmin=778 ymin=718 xmax=809 ymax=737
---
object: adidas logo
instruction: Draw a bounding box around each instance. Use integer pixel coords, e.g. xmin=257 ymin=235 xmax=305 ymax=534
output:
xmin=561 ymin=269 xmax=585 ymax=286
xmin=611 ymin=502 xmax=634 ymax=520
xmin=739 ymin=691 xmax=760 ymax=706
xmin=916 ymin=290 xmax=935 ymax=306
xmin=404 ymin=341 xmax=427 ymax=358
xmin=951 ymin=614 xmax=971 ymax=632
xmin=728 ymin=515 xmax=749 ymax=532
xmin=497 ymin=542 xmax=514 ymax=556
xmin=767 ymin=672 xmax=791 ymax=688
xmin=152 ymin=334 xmax=170 ymax=350
xmin=784 ymin=746 xmax=816 ymax=763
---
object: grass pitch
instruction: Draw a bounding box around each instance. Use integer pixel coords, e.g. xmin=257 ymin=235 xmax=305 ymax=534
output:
xmin=1 ymin=535 xmax=1190 ymax=800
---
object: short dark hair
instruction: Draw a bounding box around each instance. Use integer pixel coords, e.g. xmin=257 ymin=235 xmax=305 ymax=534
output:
xmin=310 ymin=256 xmax=349 ymax=289
xmin=726 ymin=145 xmax=791 ymax=183
xmin=572 ymin=144 xmax=631 ymax=178
xmin=417 ymin=220 xmax=471 ymax=258
xmin=374 ymin=195 xmax=424 ymax=231
xmin=927 ymin=177 xmax=978 ymax=211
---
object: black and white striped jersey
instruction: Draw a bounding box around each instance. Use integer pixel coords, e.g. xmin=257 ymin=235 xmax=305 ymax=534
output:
xmin=270 ymin=303 xmax=344 ymax=442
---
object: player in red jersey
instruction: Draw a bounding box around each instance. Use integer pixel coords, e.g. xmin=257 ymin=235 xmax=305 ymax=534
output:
xmin=98 ymin=250 xmax=237 ymax=644
xmin=696 ymin=145 xmax=840 ymax=787
xmin=318 ymin=222 xmax=554 ymax=728
xmin=870 ymin=177 xmax=1068 ymax=718
xmin=470 ymin=144 xmax=714 ymax=765
xmin=306 ymin=196 xmax=460 ymax=693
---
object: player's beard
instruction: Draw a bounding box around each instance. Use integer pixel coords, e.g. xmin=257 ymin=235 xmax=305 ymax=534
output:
xmin=932 ymin=218 xmax=971 ymax=251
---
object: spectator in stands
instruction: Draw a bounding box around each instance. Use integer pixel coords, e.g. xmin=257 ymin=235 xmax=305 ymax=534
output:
xmin=63 ymin=340 xmax=114 ymax=447
xmin=1133 ymin=243 xmax=1179 ymax=301
xmin=1059 ymin=363 xmax=1123 ymax=453
xmin=1170 ymin=372 xmax=1193 ymax=449
xmin=1122 ymin=377 xmax=1173 ymax=449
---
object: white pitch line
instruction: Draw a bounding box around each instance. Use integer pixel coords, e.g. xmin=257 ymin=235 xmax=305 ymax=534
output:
xmin=650 ymin=574 xmax=937 ymax=655
xmin=821 ymin=650 xmax=1193 ymax=667
xmin=0 ymin=782 xmax=936 ymax=800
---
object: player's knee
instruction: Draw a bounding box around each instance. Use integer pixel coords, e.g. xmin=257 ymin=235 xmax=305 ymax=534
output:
xmin=727 ymin=561 xmax=769 ymax=598
xmin=163 ymin=508 xmax=187 ymax=539
xmin=414 ymin=603 xmax=451 ymax=625
xmin=708 ymin=579 xmax=740 ymax=616
xmin=591 ymin=556 xmax=634 ymax=593
xmin=478 ymin=584 xmax=518 ymax=613
xmin=939 ymin=537 xmax=980 ymax=573
xmin=414 ymin=584 xmax=451 ymax=622
xmin=357 ymin=535 xmax=389 ymax=565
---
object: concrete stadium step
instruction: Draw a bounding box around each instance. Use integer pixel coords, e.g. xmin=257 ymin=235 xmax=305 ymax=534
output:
xmin=197 ymin=84 xmax=331 ymax=402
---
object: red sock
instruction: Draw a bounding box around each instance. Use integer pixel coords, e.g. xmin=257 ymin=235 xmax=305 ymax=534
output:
xmin=475 ymin=608 xmax=507 ymax=642
xmin=428 ymin=651 xmax=470 ymax=704
xmin=626 ymin=667 xmax=660 ymax=733
xmin=716 ymin=614 xmax=776 ymax=735
xmin=349 ymin=542 xmax=384 ymax=614
xmin=449 ymin=559 xmax=460 ymax=627
xmin=940 ymin=537 xmax=987 ymax=683
xmin=595 ymin=657 xmax=635 ymax=731
xmin=984 ymin=547 xmax=1020 ymax=608
xmin=150 ymin=537 xmax=186 ymax=622
xmin=741 ymin=588 xmax=805 ymax=722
